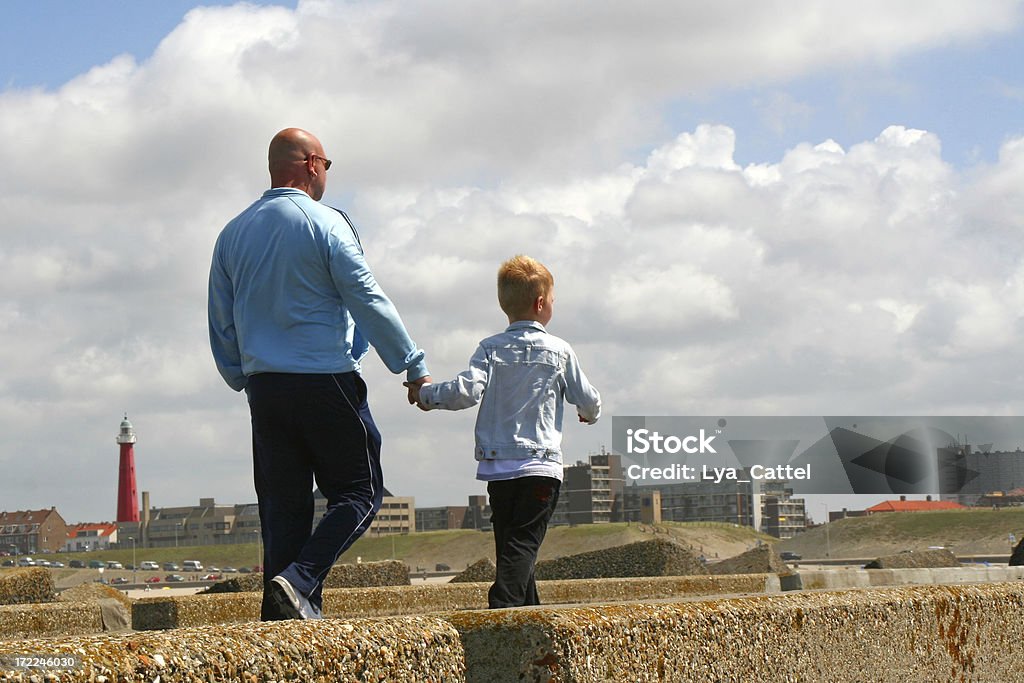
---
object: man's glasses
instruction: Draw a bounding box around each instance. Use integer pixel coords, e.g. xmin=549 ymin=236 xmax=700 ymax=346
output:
xmin=308 ymin=154 xmax=332 ymax=171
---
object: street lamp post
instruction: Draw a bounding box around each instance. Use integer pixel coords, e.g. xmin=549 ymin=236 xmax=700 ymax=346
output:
xmin=129 ymin=537 xmax=136 ymax=584
xmin=822 ymin=503 xmax=831 ymax=559
xmin=174 ymin=523 xmax=182 ymax=548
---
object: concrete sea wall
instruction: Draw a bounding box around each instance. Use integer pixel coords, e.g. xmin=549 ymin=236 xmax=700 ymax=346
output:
xmin=2 ymin=582 xmax=1024 ymax=681
xmin=133 ymin=573 xmax=778 ymax=629
xmin=450 ymin=582 xmax=1024 ymax=682
xmin=0 ymin=616 xmax=463 ymax=682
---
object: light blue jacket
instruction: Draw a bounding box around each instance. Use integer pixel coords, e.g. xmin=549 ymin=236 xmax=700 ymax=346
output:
xmin=419 ymin=321 xmax=600 ymax=462
xmin=208 ymin=188 xmax=428 ymax=391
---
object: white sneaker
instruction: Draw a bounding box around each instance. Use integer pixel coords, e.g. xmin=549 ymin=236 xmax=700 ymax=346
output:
xmin=270 ymin=575 xmax=322 ymax=620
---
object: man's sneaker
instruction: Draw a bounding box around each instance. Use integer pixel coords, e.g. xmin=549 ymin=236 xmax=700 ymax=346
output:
xmin=269 ymin=576 xmax=321 ymax=620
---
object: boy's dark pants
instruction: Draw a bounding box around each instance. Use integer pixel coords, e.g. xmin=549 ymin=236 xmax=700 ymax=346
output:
xmin=487 ymin=476 xmax=561 ymax=608
xmin=247 ymin=372 xmax=383 ymax=620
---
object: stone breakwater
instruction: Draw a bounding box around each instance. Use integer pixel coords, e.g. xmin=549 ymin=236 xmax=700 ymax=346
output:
xmin=449 ymin=582 xmax=1024 ymax=682
xmin=1008 ymin=537 xmax=1024 ymax=566
xmin=3 ymin=582 xmax=1024 ymax=681
xmin=200 ymin=559 xmax=410 ymax=595
xmin=324 ymin=559 xmax=410 ymax=588
xmin=0 ymin=615 xmax=463 ymax=683
xmin=0 ymin=568 xmax=54 ymax=606
xmin=134 ymin=574 xmax=778 ymax=629
xmin=534 ymin=538 xmax=706 ymax=580
xmin=0 ymin=602 xmax=107 ymax=641
xmin=450 ymin=558 xmax=496 ymax=583
xmin=863 ymin=548 xmax=961 ymax=569
xmin=707 ymin=544 xmax=789 ymax=575
xmin=453 ymin=538 xmax=707 ymax=585
xmin=0 ymin=582 xmax=134 ymax=640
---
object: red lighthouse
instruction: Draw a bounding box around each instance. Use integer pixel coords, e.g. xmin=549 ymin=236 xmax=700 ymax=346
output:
xmin=116 ymin=415 xmax=140 ymax=523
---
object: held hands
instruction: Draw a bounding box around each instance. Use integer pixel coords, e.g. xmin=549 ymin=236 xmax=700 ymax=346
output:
xmin=403 ymin=376 xmax=432 ymax=411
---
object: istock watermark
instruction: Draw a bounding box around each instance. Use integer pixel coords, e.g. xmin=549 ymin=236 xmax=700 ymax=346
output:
xmin=612 ymin=416 xmax=1024 ymax=495
xmin=625 ymin=427 xmax=717 ymax=454
xmin=624 ymin=462 xmax=810 ymax=484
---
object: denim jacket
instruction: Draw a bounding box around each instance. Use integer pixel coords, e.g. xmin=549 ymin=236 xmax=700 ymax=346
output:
xmin=419 ymin=320 xmax=601 ymax=462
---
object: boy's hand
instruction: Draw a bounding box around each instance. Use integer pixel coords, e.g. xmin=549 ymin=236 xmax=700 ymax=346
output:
xmin=579 ymin=414 xmax=588 ymax=423
xmin=404 ymin=377 xmax=432 ymax=410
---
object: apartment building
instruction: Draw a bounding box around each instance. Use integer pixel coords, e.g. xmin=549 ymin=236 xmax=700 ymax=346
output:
xmin=551 ymin=452 xmax=624 ymax=526
xmin=0 ymin=508 xmax=68 ymax=554
xmin=416 ymin=495 xmax=491 ymax=532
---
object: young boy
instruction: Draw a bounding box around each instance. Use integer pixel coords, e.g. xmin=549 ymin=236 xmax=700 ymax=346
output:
xmin=411 ymin=255 xmax=601 ymax=608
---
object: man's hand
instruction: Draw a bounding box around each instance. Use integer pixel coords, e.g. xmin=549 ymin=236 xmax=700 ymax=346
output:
xmin=404 ymin=376 xmax=432 ymax=410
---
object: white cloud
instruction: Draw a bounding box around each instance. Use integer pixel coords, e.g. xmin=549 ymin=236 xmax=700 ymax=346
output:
xmin=1 ymin=1 xmax=1022 ymax=521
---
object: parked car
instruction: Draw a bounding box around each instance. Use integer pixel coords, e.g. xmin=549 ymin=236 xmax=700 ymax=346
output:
xmin=35 ymin=560 xmax=51 ymax=567
xmin=1 ymin=560 xmax=13 ymax=567
xmin=780 ymin=551 xmax=802 ymax=561
xmin=435 ymin=563 xmax=450 ymax=572
xmin=182 ymin=560 xmax=203 ymax=571
xmin=111 ymin=577 xmax=130 ymax=585
xmin=163 ymin=562 xmax=181 ymax=571
xmin=140 ymin=561 xmax=160 ymax=571
xmin=106 ymin=561 xmax=123 ymax=570
xmin=238 ymin=567 xmax=252 ymax=574
xmin=221 ymin=567 xmax=238 ymax=574
xmin=144 ymin=576 xmax=161 ymax=584
xmin=164 ymin=574 xmax=185 ymax=583
xmin=17 ymin=557 xmax=35 ymax=566
xmin=88 ymin=560 xmax=104 ymax=569
xmin=69 ymin=560 xmax=85 ymax=568
xmin=201 ymin=573 xmax=222 ymax=581
xmin=49 ymin=561 xmax=65 ymax=568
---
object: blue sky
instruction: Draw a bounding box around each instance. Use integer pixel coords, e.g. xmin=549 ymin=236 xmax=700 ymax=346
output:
xmin=1 ymin=1 xmax=1023 ymax=524
xmin=1 ymin=1 xmax=284 ymax=89
xmin=674 ymin=30 xmax=1024 ymax=168
xmin=5 ymin=1 xmax=1021 ymax=170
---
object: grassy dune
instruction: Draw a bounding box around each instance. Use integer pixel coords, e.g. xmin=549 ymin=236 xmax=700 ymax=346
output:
xmin=32 ymin=521 xmax=771 ymax=578
xmin=779 ymin=508 xmax=1024 ymax=559
xmin=27 ymin=509 xmax=1013 ymax=578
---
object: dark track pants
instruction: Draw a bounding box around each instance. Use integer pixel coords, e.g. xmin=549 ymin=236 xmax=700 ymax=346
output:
xmin=487 ymin=476 xmax=560 ymax=608
xmin=246 ymin=372 xmax=383 ymax=619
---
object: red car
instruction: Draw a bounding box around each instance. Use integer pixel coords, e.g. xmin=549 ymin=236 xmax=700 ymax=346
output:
xmin=144 ymin=576 xmax=161 ymax=584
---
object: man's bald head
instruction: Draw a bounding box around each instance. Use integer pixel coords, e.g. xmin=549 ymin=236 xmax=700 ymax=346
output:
xmin=268 ymin=128 xmax=329 ymax=200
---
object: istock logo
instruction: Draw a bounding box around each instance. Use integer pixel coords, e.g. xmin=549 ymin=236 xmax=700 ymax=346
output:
xmin=626 ymin=428 xmax=717 ymax=454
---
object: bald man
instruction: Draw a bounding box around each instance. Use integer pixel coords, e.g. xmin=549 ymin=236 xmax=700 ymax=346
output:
xmin=209 ymin=128 xmax=431 ymax=620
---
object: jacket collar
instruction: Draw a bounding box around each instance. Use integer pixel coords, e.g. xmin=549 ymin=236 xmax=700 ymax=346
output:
xmin=263 ymin=187 xmax=311 ymax=199
xmin=505 ymin=320 xmax=546 ymax=333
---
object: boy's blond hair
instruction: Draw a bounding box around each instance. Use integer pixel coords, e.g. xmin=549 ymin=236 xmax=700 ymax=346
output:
xmin=497 ymin=255 xmax=554 ymax=318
